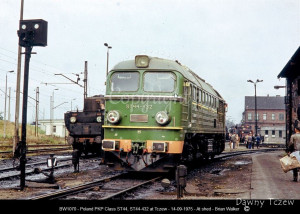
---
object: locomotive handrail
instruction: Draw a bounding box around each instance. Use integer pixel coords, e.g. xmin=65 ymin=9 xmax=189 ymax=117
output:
xmin=102 ymin=125 xmax=183 ymax=130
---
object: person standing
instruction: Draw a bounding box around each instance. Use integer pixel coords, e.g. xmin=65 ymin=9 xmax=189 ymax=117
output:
xmin=288 ymin=127 xmax=300 ymax=182
xmin=229 ymin=133 xmax=232 ymax=150
xmin=256 ymin=134 xmax=261 ymax=149
xmin=251 ymin=135 xmax=256 ymax=149
xmin=247 ymin=134 xmax=253 ymax=149
xmin=236 ymin=134 xmax=240 ymax=149
xmin=231 ymin=133 xmax=237 ymax=149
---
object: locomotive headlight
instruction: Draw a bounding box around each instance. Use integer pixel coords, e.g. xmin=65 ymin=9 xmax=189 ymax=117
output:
xmin=155 ymin=111 xmax=170 ymax=125
xmin=96 ymin=116 xmax=102 ymax=123
xmin=107 ymin=110 xmax=121 ymax=124
xmin=135 ymin=55 xmax=149 ymax=68
xmin=70 ymin=116 xmax=76 ymax=123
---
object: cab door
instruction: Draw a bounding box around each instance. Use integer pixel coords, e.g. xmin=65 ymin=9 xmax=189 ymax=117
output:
xmin=183 ymin=81 xmax=192 ymax=128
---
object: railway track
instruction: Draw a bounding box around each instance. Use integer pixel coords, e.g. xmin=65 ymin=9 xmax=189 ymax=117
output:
xmin=0 ymin=144 xmax=72 ymax=156
xmin=26 ymin=147 xmax=282 ymax=200
xmin=30 ymin=173 xmax=161 ymax=200
xmin=0 ymin=155 xmax=100 ymax=182
xmin=217 ymin=147 xmax=284 ymax=160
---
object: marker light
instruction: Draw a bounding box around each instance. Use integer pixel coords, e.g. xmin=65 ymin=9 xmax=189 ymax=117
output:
xmin=155 ymin=111 xmax=170 ymax=125
xmin=135 ymin=55 xmax=150 ymax=68
xmin=107 ymin=110 xmax=121 ymax=124
xmin=70 ymin=116 xmax=76 ymax=123
xmin=96 ymin=116 xmax=102 ymax=123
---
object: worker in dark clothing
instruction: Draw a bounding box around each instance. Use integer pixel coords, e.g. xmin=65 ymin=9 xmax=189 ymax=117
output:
xmin=288 ymin=127 xmax=300 ymax=182
xmin=256 ymin=135 xmax=261 ymax=149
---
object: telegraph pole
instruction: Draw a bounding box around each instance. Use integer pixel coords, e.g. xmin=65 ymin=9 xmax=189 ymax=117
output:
xmin=8 ymin=87 xmax=11 ymax=122
xmin=35 ymin=87 xmax=39 ymax=137
xmin=14 ymin=0 xmax=24 ymax=156
xmin=84 ymin=61 xmax=88 ymax=100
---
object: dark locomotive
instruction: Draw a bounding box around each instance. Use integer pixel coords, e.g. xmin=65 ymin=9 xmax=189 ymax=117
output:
xmin=64 ymin=95 xmax=105 ymax=156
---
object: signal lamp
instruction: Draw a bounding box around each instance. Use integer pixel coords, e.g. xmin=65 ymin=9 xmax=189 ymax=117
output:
xmin=18 ymin=19 xmax=48 ymax=47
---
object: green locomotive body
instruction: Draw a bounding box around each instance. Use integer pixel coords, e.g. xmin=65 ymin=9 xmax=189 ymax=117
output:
xmin=102 ymin=55 xmax=226 ymax=171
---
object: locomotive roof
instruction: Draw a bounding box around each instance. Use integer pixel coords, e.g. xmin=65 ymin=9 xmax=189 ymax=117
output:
xmin=112 ymin=56 xmax=224 ymax=100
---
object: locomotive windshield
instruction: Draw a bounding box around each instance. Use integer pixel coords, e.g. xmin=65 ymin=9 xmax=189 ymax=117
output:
xmin=144 ymin=72 xmax=176 ymax=92
xmin=111 ymin=72 xmax=140 ymax=92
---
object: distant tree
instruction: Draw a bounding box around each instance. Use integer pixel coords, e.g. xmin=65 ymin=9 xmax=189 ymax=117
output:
xmin=0 ymin=112 xmax=3 ymax=120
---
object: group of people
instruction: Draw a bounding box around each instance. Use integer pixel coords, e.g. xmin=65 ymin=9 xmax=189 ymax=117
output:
xmin=243 ymin=133 xmax=261 ymax=149
xmin=229 ymin=133 xmax=261 ymax=150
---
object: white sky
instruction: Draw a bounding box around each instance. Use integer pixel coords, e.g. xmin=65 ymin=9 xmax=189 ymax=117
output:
xmin=0 ymin=0 xmax=299 ymax=124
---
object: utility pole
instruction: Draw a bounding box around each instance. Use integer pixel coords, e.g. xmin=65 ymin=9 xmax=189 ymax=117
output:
xmin=4 ymin=71 xmax=14 ymax=138
xmin=35 ymin=87 xmax=39 ymax=137
xmin=84 ymin=61 xmax=88 ymax=100
xmin=50 ymin=95 xmax=53 ymax=136
xmin=4 ymin=74 xmax=7 ymax=138
xmin=50 ymin=89 xmax=58 ymax=136
xmin=14 ymin=0 xmax=24 ymax=156
xmin=8 ymin=87 xmax=11 ymax=122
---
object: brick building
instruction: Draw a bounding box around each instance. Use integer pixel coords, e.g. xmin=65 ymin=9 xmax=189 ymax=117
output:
xmin=242 ymin=95 xmax=285 ymax=144
xmin=277 ymin=46 xmax=300 ymax=146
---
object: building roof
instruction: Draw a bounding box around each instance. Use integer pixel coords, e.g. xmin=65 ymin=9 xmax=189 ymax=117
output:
xmin=245 ymin=96 xmax=285 ymax=110
xmin=278 ymin=46 xmax=300 ymax=79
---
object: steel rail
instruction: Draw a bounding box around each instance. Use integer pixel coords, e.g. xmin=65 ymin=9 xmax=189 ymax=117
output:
xmin=101 ymin=176 xmax=162 ymax=200
xmin=30 ymin=173 xmax=126 ymax=200
xmin=216 ymin=147 xmax=284 ymax=161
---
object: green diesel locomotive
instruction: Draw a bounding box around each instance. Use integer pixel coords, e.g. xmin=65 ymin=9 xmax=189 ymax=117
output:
xmin=102 ymin=55 xmax=226 ymax=172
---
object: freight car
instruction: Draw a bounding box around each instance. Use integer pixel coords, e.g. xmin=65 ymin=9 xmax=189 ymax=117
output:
xmin=65 ymin=95 xmax=105 ymax=156
xmin=101 ymin=55 xmax=227 ymax=172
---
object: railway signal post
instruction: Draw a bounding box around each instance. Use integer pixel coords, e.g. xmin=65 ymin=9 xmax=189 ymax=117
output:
xmin=17 ymin=19 xmax=47 ymax=190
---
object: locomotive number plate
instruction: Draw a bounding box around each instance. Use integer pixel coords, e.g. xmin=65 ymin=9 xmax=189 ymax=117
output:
xmin=130 ymin=114 xmax=148 ymax=123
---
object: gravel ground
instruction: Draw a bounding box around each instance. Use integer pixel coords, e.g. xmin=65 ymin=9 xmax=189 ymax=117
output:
xmin=0 ymin=153 xmax=252 ymax=200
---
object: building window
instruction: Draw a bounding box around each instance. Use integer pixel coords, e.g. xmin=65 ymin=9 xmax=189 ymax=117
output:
xmin=198 ymin=90 xmax=202 ymax=103
xmin=272 ymin=130 xmax=275 ymax=137
xmin=256 ymin=113 xmax=259 ymax=121
xmin=53 ymin=126 xmax=56 ymax=133
xmin=248 ymin=113 xmax=252 ymax=121
xmin=279 ymin=114 xmax=284 ymax=121
xmin=279 ymin=130 xmax=282 ymax=138
xmin=271 ymin=114 xmax=275 ymax=120
xmin=263 ymin=113 xmax=267 ymax=120
xmin=265 ymin=130 xmax=268 ymax=135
